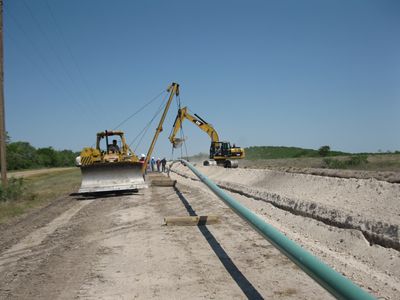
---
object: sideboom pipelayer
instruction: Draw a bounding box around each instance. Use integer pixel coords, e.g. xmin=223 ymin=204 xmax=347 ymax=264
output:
xmin=75 ymin=82 xmax=180 ymax=194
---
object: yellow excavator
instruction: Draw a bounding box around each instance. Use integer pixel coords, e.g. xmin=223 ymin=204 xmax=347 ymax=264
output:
xmin=76 ymin=82 xmax=180 ymax=194
xmin=169 ymin=106 xmax=245 ymax=168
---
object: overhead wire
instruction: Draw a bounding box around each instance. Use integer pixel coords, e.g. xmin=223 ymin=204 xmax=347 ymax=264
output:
xmin=21 ymin=0 xmax=98 ymax=119
xmin=4 ymin=8 xmax=99 ymax=124
xmin=42 ymin=0 xmax=111 ymax=123
xmin=5 ymin=32 xmax=85 ymax=118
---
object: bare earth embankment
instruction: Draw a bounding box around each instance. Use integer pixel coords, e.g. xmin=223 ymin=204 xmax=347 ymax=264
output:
xmin=170 ymin=163 xmax=400 ymax=299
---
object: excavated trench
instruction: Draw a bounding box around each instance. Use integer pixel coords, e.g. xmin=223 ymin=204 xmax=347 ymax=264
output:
xmin=169 ymin=167 xmax=399 ymax=252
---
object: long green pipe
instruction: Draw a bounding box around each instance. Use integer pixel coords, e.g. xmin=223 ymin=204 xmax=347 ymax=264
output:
xmin=180 ymin=159 xmax=375 ymax=300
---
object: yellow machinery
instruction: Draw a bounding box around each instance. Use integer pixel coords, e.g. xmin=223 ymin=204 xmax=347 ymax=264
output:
xmin=76 ymin=130 xmax=146 ymax=193
xmin=76 ymin=82 xmax=180 ymax=194
xmin=169 ymin=106 xmax=245 ymax=168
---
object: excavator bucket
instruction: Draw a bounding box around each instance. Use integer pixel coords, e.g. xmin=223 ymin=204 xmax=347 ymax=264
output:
xmin=172 ymin=138 xmax=185 ymax=148
xmin=78 ymin=161 xmax=147 ymax=194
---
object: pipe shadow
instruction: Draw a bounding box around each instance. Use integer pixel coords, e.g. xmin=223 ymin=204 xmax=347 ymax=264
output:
xmin=70 ymin=190 xmax=141 ymax=201
xmin=174 ymin=186 xmax=264 ymax=300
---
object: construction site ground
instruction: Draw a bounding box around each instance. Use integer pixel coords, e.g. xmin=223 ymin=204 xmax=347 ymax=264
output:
xmin=0 ymin=166 xmax=399 ymax=299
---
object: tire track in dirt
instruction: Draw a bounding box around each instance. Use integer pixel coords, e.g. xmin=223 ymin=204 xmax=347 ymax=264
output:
xmin=0 ymin=200 xmax=93 ymax=271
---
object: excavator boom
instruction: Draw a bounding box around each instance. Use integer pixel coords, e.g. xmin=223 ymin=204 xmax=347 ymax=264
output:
xmin=169 ymin=107 xmax=219 ymax=145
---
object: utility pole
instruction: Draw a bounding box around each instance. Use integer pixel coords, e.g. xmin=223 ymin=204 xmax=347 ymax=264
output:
xmin=0 ymin=0 xmax=7 ymax=187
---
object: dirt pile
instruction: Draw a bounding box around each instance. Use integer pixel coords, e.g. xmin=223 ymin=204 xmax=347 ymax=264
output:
xmin=170 ymin=163 xmax=400 ymax=251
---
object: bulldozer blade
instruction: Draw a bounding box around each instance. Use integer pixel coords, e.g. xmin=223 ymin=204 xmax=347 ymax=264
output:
xmin=78 ymin=161 xmax=147 ymax=194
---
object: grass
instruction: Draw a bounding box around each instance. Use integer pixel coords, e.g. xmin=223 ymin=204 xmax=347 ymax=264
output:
xmin=241 ymin=153 xmax=400 ymax=172
xmin=187 ymin=146 xmax=400 ymax=172
xmin=0 ymin=168 xmax=81 ymax=224
xmin=244 ymin=146 xmax=349 ymax=160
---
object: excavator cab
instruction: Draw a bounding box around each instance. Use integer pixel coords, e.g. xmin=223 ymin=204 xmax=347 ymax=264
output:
xmin=209 ymin=141 xmax=244 ymax=167
xmin=210 ymin=141 xmax=231 ymax=158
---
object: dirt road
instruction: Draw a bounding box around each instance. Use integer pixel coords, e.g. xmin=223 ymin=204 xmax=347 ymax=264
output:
xmin=0 ymin=167 xmax=398 ymax=299
xmin=0 ymin=173 xmax=332 ymax=299
xmin=9 ymin=168 xmax=75 ymax=178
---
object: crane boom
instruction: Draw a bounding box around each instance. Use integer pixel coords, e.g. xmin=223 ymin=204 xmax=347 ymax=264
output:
xmin=142 ymin=82 xmax=179 ymax=173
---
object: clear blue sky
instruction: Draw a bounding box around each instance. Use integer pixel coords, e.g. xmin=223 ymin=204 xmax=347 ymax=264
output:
xmin=4 ymin=0 xmax=400 ymax=158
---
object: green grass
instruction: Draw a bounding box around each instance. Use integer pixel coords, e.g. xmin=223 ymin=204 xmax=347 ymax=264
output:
xmin=244 ymin=146 xmax=349 ymax=160
xmin=188 ymin=146 xmax=400 ymax=171
xmin=0 ymin=168 xmax=81 ymax=224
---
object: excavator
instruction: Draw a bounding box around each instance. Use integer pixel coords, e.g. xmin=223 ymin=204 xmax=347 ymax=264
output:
xmin=76 ymin=82 xmax=180 ymax=194
xmin=169 ymin=106 xmax=245 ymax=168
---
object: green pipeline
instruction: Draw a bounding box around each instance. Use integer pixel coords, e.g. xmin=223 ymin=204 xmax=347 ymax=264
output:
xmin=180 ymin=159 xmax=376 ymax=300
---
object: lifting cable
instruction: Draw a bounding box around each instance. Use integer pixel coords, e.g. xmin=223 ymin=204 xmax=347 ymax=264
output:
xmin=129 ymin=93 xmax=169 ymax=152
xmin=112 ymin=89 xmax=166 ymax=130
xmin=170 ymin=95 xmax=189 ymax=161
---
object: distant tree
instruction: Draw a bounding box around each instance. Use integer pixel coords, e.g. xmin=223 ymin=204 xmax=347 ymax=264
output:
xmin=318 ymin=145 xmax=331 ymax=157
xmin=36 ymin=147 xmax=59 ymax=167
xmin=56 ymin=150 xmax=77 ymax=166
xmin=6 ymin=142 xmax=38 ymax=170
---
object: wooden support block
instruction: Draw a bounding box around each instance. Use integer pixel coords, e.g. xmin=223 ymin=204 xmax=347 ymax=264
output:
xmin=164 ymin=215 xmax=220 ymax=226
xmin=152 ymin=179 xmax=177 ymax=187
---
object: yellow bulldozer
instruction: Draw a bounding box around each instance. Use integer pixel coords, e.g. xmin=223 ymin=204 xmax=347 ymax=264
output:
xmin=76 ymin=130 xmax=146 ymax=193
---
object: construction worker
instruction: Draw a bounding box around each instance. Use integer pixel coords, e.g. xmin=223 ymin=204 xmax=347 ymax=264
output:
xmin=156 ymin=158 xmax=161 ymax=172
xmin=161 ymin=158 xmax=167 ymax=172
xmin=150 ymin=157 xmax=156 ymax=172
xmin=109 ymin=139 xmax=120 ymax=153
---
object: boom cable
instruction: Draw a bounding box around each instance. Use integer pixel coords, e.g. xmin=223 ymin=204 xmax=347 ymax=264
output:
xmin=113 ymin=89 xmax=166 ymax=130
xmin=129 ymin=92 xmax=169 ymax=151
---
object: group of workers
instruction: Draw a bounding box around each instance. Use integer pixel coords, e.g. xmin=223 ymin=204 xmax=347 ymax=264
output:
xmin=139 ymin=154 xmax=167 ymax=172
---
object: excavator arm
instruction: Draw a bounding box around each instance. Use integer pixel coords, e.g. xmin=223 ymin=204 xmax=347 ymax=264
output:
xmin=169 ymin=106 xmax=219 ymax=147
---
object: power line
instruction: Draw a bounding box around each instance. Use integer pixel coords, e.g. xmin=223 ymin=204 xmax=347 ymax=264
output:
xmin=4 ymin=9 xmax=96 ymax=119
xmin=43 ymin=0 xmax=111 ymax=123
xmin=5 ymin=32 xmax=92 ymax=120
xmin=21 ymin=0 xmax=97 ymax=118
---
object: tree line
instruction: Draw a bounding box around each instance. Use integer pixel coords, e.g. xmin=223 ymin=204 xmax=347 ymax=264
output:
xmin=5 ymin=139 xmax=78 ymax=170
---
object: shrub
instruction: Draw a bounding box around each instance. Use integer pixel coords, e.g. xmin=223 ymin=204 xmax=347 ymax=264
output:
xmin=0 ymin=178 xmax=25 ymax=202
xmin=318 ymin=145 xmax=331 ymax=157
xmin=323 ymin=155 xmax=368 ymax=169
xmin=348 ymin=155 xmax=368 ymax=166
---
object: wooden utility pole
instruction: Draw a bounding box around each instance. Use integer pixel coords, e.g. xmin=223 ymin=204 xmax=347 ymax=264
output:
xmin=0 ymin=0 xmax=7 ymax=187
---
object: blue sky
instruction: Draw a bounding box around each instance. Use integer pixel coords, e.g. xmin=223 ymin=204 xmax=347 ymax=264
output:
xmin=4 ymin=0 xmax=400 ymax=157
